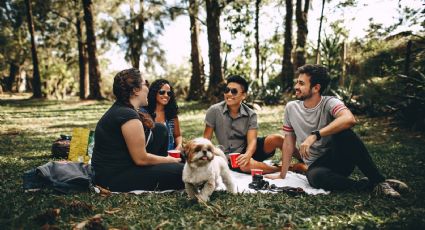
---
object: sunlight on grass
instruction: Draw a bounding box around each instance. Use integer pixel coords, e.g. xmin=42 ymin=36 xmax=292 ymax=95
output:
xmin=0 ymin=99 xmax=424 ymax=229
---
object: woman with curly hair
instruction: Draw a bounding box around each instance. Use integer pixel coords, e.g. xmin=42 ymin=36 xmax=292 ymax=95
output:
xmin=142 ymin=79 xmax=183 ymax=151
xmin=91 ymin=68 xmax=184 ymax=192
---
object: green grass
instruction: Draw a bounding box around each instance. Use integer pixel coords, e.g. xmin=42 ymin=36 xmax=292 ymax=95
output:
xmin=1 ymin=96 xmax=425 ymax=229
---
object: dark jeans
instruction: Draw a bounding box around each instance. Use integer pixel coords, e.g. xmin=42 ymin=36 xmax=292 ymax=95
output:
xmin=306 ymin=129 xmax=385 ymax=191
xmin=97 ymin=123 xmax=184 ymax=192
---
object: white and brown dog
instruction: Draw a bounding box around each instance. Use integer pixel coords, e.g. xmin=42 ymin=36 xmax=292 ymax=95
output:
xmin=183 ymin=137 xmax=235 ymax=202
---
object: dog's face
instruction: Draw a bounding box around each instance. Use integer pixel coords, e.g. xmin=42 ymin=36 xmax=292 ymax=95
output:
xmin=184 ymin=138 xmax=215 ymax=166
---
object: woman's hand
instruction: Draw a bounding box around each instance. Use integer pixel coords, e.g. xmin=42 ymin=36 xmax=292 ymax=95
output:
xmin=167 ymin=156 xmax=182 ymax=163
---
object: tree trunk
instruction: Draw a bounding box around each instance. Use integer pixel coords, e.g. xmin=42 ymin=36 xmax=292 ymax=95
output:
xmin=82 ymin=0 xmax=103 ymax=99
xmin=6 ymin=63 xmax=20 ymax=92
xmin=404 ymin=40 xmax=412 ymax=76
xmin=205 ymin=0 xmax=224 ymax=103
xmin=281 ymin=0 xmax=294 ymax=91
xmin=76 ymin=12 xmax=89 ymax=99
xmin=25 ymin=0 xmax=42 ymax=98
xmin=187 ymin=0 xmax=205 ymax=101
xmin=255 ymin=0 xmax=262 ymax=86
xmin=315 ymin=0 xmax=325 ymax=64
xmin=128 ymin=0 xmax=144 ymax=69
xmin=295 ymin=0 xmax=310 ymax=68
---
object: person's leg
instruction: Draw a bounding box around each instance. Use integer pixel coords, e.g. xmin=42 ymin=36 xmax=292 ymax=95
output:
xmin=239 ymin=135 xmax=281 ymax=174
xmin=146 ymin=123 xmax=169 ymax=157
xmin=107 ymin=163 xmax=184 ymax=192
xmin=332 ymin=129 xmax=385 ymax=185
xmin=306 ymin=153 xmax=366 ymax=191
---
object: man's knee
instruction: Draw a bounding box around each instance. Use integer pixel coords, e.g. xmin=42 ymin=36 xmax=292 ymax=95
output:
xmin=306 ymin=167 xmax=331 ymax=189
xmin=264 ymin=134 xmax=284 ymax=151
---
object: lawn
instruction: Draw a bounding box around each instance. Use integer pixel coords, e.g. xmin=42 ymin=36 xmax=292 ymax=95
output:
xmin=1 ymin=95 xmax=424 ymax=229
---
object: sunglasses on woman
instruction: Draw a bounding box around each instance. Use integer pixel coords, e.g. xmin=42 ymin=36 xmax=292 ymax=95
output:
xmin=224 ymin=87 xmax=240 ymax=96
xmin=158 ymin=89 xmax=173 ymax=96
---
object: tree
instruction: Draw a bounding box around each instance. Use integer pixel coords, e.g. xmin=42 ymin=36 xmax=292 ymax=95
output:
xmin=205 ymin=0 xmax=225 ymax=103
xmin=315 ymin=0 xmax=325 ymax=64
xmin=25 ymin=0 xmax=42 ymax=98
xmin=75 ymin=1 xmax=89 ymax=99
xmin=0 ymin=0 xmax=30 ymax=93
xmin=295 ymin=0 xmax=310 ymax=68
xmin=281 ymin=0 xmax=294 ymax=91
xmin=82 ymin=0 xmax=102 ymax=99
xmin=187 ymin=0 xmax=205 ymax=101
xmin=255 ymin=0 xmax=261 ymax=85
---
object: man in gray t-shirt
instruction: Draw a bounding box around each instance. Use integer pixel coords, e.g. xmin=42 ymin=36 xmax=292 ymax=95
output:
xmin=204 ymin=75 xmax=283 ymax=174
xmin=267 ymin=64 xmax=405 ymax=198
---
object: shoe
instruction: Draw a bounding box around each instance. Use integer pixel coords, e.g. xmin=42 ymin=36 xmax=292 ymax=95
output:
xmin=373 ymin=182 xmax=401 ymax=198
xmin=385 ymin=179 xmax=409 ymax=192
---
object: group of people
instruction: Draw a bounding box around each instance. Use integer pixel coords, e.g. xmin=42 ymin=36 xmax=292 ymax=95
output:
xmin=91 ymin=64 xmax=406 ymax=198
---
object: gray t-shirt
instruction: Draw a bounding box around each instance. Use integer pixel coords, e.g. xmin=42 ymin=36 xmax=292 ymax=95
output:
xmin=205 ymin=101 xmax=258 ymax=154
xmin=283 ymin=96 xmax=347 ymax=166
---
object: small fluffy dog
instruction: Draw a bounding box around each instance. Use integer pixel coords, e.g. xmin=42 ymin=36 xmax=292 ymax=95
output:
xmin=183 ymin=138 xmax=235 ymax=202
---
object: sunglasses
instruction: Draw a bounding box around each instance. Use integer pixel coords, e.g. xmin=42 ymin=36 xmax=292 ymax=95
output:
xmin=158 ymin=89 xmax=173 ymax=96
xmin=224 ymin=87 xmax=240 ymax=96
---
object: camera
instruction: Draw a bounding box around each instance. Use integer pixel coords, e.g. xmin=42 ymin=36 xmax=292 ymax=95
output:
xmin=248 ymin=174 xmax=270 ymax=190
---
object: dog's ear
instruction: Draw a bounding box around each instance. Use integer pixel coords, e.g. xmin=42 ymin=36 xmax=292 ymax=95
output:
xmin=212 ymin=145 xmax=226 ymax=158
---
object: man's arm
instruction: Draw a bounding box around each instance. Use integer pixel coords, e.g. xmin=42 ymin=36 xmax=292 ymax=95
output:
xmin=266 ymin=134 xmax=296 ymax=179
xmin=237 ymin=129 xmax=257 ymax=167
xmin=203 ymin=125 xmax=214 ymax=140
xmin=299 ymin=108 xmax=356 ymax=159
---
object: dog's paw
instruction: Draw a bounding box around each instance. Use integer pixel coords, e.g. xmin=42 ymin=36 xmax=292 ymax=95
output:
xmin=197 ymin=194 xmax=210 ymax=202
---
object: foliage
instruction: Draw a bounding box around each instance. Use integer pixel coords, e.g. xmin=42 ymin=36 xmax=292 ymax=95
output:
xmin=0 ymin=98 xmax=425 ymax=229
xmin=151 ymin=63 xmax=191 ymax=99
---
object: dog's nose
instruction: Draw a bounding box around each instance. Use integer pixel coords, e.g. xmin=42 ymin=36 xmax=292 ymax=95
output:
xmin=202 ymin=150 xmax=207 ymax=155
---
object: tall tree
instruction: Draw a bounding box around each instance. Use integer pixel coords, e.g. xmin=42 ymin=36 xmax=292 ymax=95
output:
xmin=25 ymin=0 xmax=42 ymax=98
xmin=281 ymin=0 xmax=294 ymax=91
xmin=295 ymin=0 xmax=310 ymax=68
xmin=205 ymin=0 xmax=224 ymax=102
xmin=82 ymin=0 xmax=102 ymax=99
xmin=187 ymin=0 xmax=205 ymax=101
xmin=125 ymin=0 xmax=145 ymax=69
xmin=0 ymin=0 xmax=29 ymax=93
xmin=75 ymin=4 xmax=89 ymax=99
xmin=315 ymin=0 xmax=325 ymax=64
xmin=255 ymin=0 xmax=261 ymax=85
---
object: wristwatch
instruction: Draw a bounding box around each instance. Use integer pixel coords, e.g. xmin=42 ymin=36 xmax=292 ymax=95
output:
xmin=311 ymin=130 xmax=321 ymax=140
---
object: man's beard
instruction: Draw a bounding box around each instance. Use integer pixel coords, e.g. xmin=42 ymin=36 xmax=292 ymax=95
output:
xmin=295 ymin=89 xmax=313 ymax=101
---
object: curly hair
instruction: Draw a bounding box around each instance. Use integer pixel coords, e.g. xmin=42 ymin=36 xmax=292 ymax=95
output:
xmin=113 ymin=68 xmax=143 ymax=108
xmin=143 ymin=79 xmax=179 ymax=120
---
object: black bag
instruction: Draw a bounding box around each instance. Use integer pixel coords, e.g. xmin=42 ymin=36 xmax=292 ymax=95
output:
xmin=51 ymin=135 xmax=71 ymax=158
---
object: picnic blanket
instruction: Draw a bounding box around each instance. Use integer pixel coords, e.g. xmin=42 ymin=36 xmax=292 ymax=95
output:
xmin=123 ymin=170 xmax=329 ymax=195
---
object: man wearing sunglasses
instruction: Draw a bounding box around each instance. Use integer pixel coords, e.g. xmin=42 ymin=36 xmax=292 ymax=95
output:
xmin=203 ymin=75 xmax=283 ymax=174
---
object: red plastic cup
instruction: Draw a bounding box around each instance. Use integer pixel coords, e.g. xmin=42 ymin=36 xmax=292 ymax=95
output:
xmin=251 ymin=169 xmax=263 ymax=177
xmin=168 ymin=150 xmax=181 ymax=158
xmin=229 ymin=153 xmax=240 ymax=168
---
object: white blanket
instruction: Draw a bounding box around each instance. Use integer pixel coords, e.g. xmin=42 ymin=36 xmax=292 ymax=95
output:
xmin=114 ymin=171 xmax=329 ymax=195
xmin=230 ymin=171 xmax=329 ymax=195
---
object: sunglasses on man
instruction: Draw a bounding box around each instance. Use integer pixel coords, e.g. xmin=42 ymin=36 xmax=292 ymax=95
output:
xmin=158 ymin=89 xmax=173 ymax=96
xmin=224 ymin=87 xmax=241 ymax=96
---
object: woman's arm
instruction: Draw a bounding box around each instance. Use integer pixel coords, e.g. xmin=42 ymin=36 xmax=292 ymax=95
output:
xmin=122 ymin=119 xmax=180 ymax=166
xmin=173 ymin=117 xmax=183 ymax=150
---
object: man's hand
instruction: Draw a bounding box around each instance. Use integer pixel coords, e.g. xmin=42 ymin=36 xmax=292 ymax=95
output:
xmin=265 ymin=173 xmax=285 ymax=180
xmin=299 ymin=134 xmax=317 ymax=159
xmin=236 ymin=154 xmax=251 ymax=167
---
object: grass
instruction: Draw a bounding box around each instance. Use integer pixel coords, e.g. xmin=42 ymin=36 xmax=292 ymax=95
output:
xmin=1 ymin=95 xmax=425 ymax=229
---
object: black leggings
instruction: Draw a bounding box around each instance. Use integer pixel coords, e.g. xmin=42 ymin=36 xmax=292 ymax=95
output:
xmin=97 ymin=123 xmax=184 ymax=192
xmin=306 ymin=129 xmax=385 ymax=191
